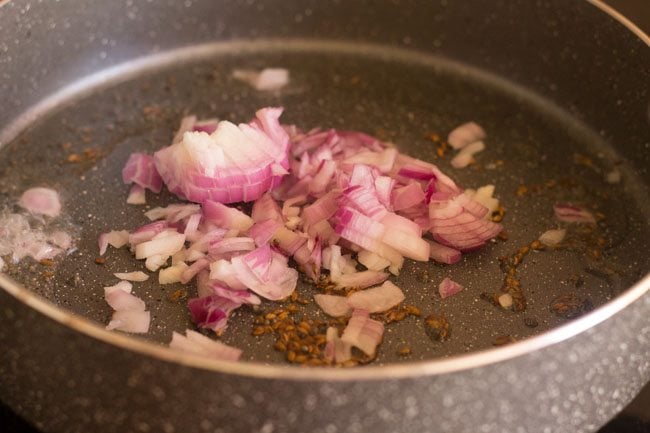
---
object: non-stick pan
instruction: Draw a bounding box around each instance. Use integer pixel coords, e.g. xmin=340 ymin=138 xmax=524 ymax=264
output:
xmin=0 ymin=1 xmax=648 ymax=432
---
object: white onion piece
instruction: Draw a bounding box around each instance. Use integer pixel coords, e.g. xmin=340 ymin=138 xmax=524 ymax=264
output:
xmin=314 ymin=294 xmax=351 ymax=317
xmin=145 ymin=254 xmax=168 ymax=272
xmin=103 ymin=280 xmax=133 ymax=295
xmin=105 ymin=289 xmax=146 ymax=311
xmin=135 ymin=232 xmax=185 ymax=260
xmin=324 ymin=327 xmax=351 ymax=363
xmin=426 ymin=240 xmax=461 ymax=265
xmin=209 ymin=259 xmax=248 ymax=291
xmin=340 ymin=309 xmax=384 ymax=357
xmin=159 ymin=262 xmax=189 ymax=284
xmin=98 ymin=230 xmax=130 ymax=256
xmin=334 ymin=270 xmax=388 ymax=290
xmin=114 ymin=271 xmax=149 ymax=282
xmin=185 ymin=249 xmax=206 ymax=262
xmin=381 ymin=229 xmax=430 ymax=261
xmin=145 ymin=204 xmax=201 ymax=222
xmin=126 ymin=184 xmax=146 ymax=205
xmin=203 ymin=200 xmax=253 ymax=231
xmin=447 ymin=122 xmax=486 ymax=150
xmin=170 ymin=330 xmax=242 ymax=361
xmin=232 ymin=68 xmax=289 ymax=91
xmin=183 ymin=213 xmax=202 ymax=241
xmin=464 ymin=185 xmax=499 ymax=217
xmin=357 ymin=249 xmax=390 ymax=271
xmin=347 ymin=281 xmax=405 ymax=313
xmin=451 ymin=140 xmax=485 ymax=169
xmin=539 ymin=228 xmax=566 ymax=247
xmin=171 ymin=249 xmax=188 ymax=264
xmin=106 ymin=310 xmax=150 ymax=333
xmin=340 ymin=254 xmax=358 ymax=274
xmin=18 ymin=187 xmax=61 ymax=217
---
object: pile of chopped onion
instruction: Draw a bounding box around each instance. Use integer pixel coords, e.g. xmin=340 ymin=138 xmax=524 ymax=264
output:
xmin=101 ymin=108 xmax=503 ymax=362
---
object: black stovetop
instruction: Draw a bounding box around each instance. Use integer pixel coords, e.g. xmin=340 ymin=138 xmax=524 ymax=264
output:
xmin=2 ymin=382 xmax=648 ymax=432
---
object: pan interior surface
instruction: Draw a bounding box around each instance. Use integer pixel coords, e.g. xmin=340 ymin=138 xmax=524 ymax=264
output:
xmin=0 ymin=40 xmax=647 ymax=365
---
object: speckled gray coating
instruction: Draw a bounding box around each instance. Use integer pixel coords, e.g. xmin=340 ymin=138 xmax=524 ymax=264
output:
xmin=0 ymin=0 xmax=648 ymax=432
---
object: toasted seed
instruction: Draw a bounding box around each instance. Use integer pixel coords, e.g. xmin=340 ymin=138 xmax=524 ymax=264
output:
xmin=286 ymin=351 xmax=297 ymax=362
xmin=398 ymin=346 xmax=412 ymax=356
xmin=424 ymin=313 xmax=450 ymax=342
xmin=274 ymin=341 xmax=287 ymax=351
xmin=252 ymin=327 xmax=266 ymax=336
xmin=493 ymin=335 xmax=516 ymax=346
xmin=498 ymin=293 xmax=513 ymax=309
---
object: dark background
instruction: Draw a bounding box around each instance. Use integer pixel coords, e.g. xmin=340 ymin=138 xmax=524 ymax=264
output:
xmin=1 ymin=0 xmax=648 ymax=432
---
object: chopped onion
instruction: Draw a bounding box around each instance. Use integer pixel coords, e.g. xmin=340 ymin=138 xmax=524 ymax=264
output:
xmin=145 ymin=204 xmax=201 ymax=223
xmin=230 ymin=245 xmax=298 ymax=300
xmin=188 ymin=295 xmax=241 ymax=334
xmin=392 ymin=183 xmax=425 ymax=211
xmin=103 ymin=280 xmax=133 ymax=295
xmin=447 ymin=121 xmax=486 ymax=150
xmin=128 ymin=221 xmax=170 ymax=246
xmin=134 ymin=232 xmax=185 ymax=260
xmin=203 ymin=200 xmax=254 ymax=231
xmin=248 ymin=219 xmax=282 ymax=246
xmin=438 ymin=277 xmax=464 ymax=299
xmin=208 ymin=237 xmax=256 ymax=257
xmin=145 ymin=254 xmax=168 ymax=272
xmin=314 ymin=294 xmax=351 ymax=317
xmin=121 ymin=153 xmax=163 ymax=193
xmin=347 ymin=281 xmax=405 ymax=313
xmin=126 ymin=184 xmax=146 ymax=205
xmin=105 ymin=288 xmax=146 ymax=311
xmin=451 ymin=140 xmax=485 ymax=169
xmin=98 ymin=230 xmax=130 ymax=255
xmin=464 ymin=185 xmax=499 ymax=217
xmin=357 ymin=249 xmax=390 ymax=271
xmin=159 ymin=262 xmax=189 ymax=284
xmin=334 ymin=270 xmax=388 ymax=290
xmin=114 ymin=271 xmax=149 ymax=282
xmin=539 ymin=228 xmax=566 ymax=247
xmin=18 ymin=187 xmax=61 ymax=217
xmin=426 ymin=240 xmax=461 ymax=265
xmin=553 ymin=203 xmax=596 ymax=224
xmin=97 ymin=109 xmax=513 ymax=356
xmin=209 ymin=259 xmax=248 ymax=291
xmin=154 ymin=108 xmax=290 ymax=203
xmin=180 ymin=258 xmax=210 ymax=284
xmin=169 ymin=330 xmax=241 ymax=361
xmin=340 ymin=309 xmax=384 ymax=357
xmin=324 ymin=326 xmax=351 ymax=363
xmin=232 ymin=68 xmax=289 ymax=91
xmin=106 ymin=310 xmax=150 ymax=333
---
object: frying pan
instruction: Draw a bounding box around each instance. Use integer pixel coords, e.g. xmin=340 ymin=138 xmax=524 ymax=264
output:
xmin=0 ymin=0 xmax=648 ymax=432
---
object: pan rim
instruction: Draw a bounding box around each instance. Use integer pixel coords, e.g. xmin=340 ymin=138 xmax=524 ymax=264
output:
xmin=0 ymin=0 xmax=648 ymax=381
xmin=0 ymin=272 xmax=648 ymax=381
